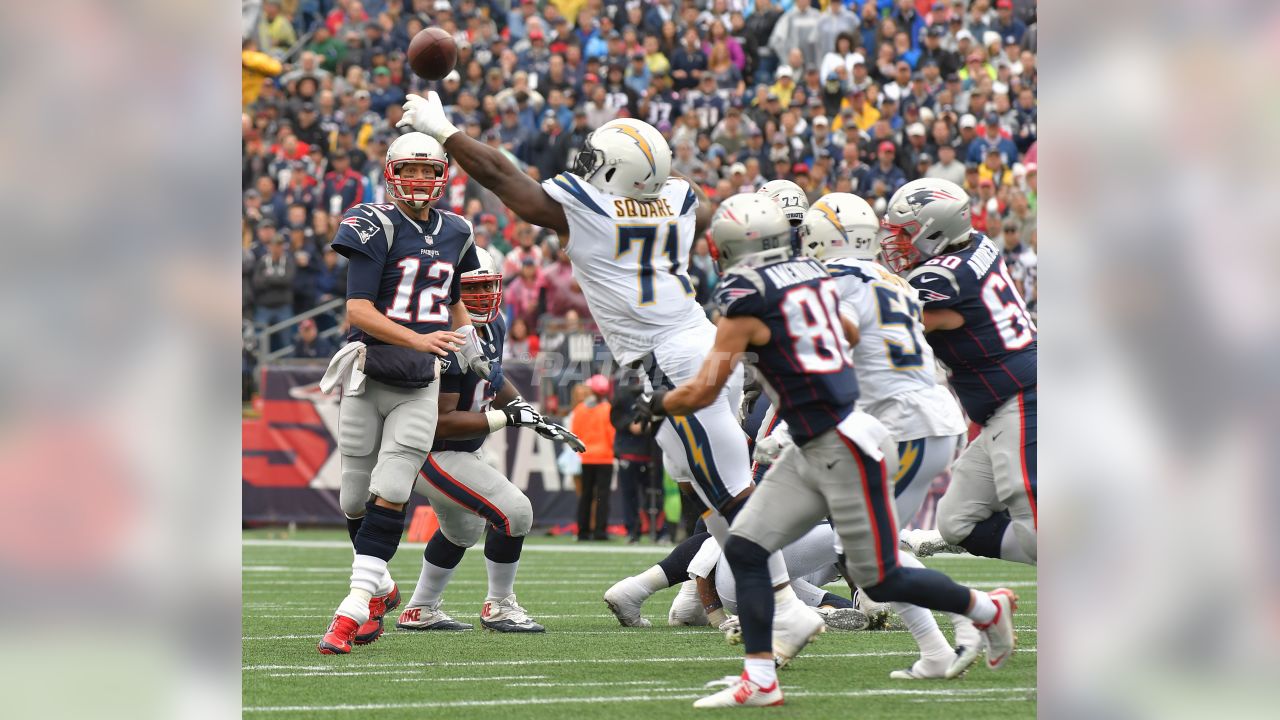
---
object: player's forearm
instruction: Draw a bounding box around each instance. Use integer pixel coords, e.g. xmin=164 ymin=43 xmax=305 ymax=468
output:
xmin=434 ymin=410 xmax=496 ymax=440
xmin=493 ymin=380 xmax=522 ymax=408
xmin=346 ymin=299 xmax=423 ymax=350
xmin=444 ymin=133 xmax=521 ymax=197
xmin=663 ymin=380 xmax=719 ymax=416
xmin=696 ymin=573 xmax=724 ymax=615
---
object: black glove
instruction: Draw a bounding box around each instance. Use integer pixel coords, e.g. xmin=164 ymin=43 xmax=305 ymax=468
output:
xmin=534 ymin=420 xmax=586 ymax=452
xmin=739 ymin=366 xmax=762 ymax=424
xmin=631 ymin=389 xmax=668 ymax=434
xmin=502 ymin=396 xmax=543 ymax=428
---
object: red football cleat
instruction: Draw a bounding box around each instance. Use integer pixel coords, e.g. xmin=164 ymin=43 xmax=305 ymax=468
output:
xmin=318 ymin=614 xmax=359 ymax=655
xmin=354 ymin=583 xmax=400 ymax=645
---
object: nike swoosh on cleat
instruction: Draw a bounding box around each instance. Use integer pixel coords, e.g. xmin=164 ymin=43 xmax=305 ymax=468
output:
xmin=992 ymin=431 xmax=1003 ymax=441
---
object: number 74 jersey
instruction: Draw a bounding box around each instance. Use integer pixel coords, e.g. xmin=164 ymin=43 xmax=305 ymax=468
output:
xmin=542 ymin=172 xmax=709 ymax=365
xmin=907 ymin=233 xmax=1037 ymax=425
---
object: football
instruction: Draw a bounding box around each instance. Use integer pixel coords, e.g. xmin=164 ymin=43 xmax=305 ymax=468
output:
xmin=407 ymin=27 xmax=457 ymax=81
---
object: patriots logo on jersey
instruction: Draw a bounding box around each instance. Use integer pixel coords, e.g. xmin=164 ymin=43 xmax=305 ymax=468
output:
xmin=918 ymin=287 xmax=953 ymax=303
xmin=340 ymin=215 xmax=381 ymax=244
xmin=715 ymin=286 xmax=756 ymax=308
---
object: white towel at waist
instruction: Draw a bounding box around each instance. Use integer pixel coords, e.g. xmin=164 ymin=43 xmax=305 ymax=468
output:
xmin=320 ymin=341 xmax=367 ymax=396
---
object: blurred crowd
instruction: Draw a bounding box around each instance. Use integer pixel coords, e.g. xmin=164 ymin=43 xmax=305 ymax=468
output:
xmin=243 ymin=0 xmax=1038 ymax=371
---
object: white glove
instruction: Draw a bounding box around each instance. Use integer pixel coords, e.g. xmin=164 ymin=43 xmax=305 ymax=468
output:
xmin=752 ymin=424 xmax=793 ymax=464
xmin=719 ymin=614 xmax=742 ymax=645
xmin=397 ymin=92 xmax=460 ymax=144
xmin=456 ymin=324 xmax=492 ymax=379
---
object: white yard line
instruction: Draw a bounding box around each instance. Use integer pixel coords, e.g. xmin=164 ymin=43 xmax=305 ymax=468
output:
xmin=244 ymin=686 xmax=1036 ymax=712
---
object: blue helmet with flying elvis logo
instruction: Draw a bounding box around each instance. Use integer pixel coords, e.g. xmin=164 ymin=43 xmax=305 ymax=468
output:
xmin=878 ymin=178 xmax=973 ymax=273
xmin=798 ymin=193 xmax=879 ymax=261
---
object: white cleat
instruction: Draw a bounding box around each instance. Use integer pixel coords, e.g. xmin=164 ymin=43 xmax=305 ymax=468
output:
xmin=975 ymin=588 xmax=1019 ymax=670
xmin=854 ymin=589 xmax=894 ymax=630
xmin=813 ymin=605 xmax=870 ymax=631
xmin=945 ymin=615 xmax=983 ymax=678
xmin=604 ymin=577 xmax=653 ymax=628
xmin=899 ymin=528 xmax=968 ymax=558
xmin=668 ymin=581 xmax=709 ymax=626
xmin=890 ymin=653 xmax=954 ymax=680
xmin=480 ymin=594 xmax=545 ymax=633
xmin=395 ymin=601 xmax=473 ymax=631
xmin=693 ymin=672 xmax=783 ymax=708
xmin=772 ymin=603 xmax=826 ymax=668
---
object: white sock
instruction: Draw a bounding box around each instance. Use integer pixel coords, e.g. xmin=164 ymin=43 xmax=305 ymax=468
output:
xmin=891 ymin=601 xmax=952 ymax=658
xmin=486 ymin=559 xmax=519 ymax=600
xmin=767 ymin=551 xmax=790 ymax=586
xmin=634 ymin=565 xmax=669 ymax=595
xmin=1000 ymin=525 xmax=1037 ymax=565
xmin=948 ymin=612 xmax=981 ymax=647
xmin=744 ymin=658 xmax=778 ymax=689
xmin=375 ymin=568 xmax=395 ymax=596
xmin=408 ymin=559 xmax=456 ymax=608
xmin=337 ymin=590 xmax=372 ymax=624
xmin=350 ymin=554 xmax=386 ymax=596
xmin=773 ymin=584 xmax=800 ymax=610
xmin=967 ymin=590 xmax=997 ymax=624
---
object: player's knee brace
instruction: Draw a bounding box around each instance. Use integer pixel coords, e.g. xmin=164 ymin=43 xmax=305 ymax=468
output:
xmin=424 ymin=529 xmax=468 ymax=569
xmin=353 ymin=500 xmax=406 ymax=562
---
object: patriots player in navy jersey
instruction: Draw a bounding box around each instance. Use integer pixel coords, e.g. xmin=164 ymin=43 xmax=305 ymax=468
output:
xmin=634 ymin=194 xmax=1019 ymax=708
xmin=880 ymin=178 xmax=1038 ymax=566
xmin=394 ymin=251 xmax=582 ymax=634
xmin=317 ymin=132 xmax=497 ymax=655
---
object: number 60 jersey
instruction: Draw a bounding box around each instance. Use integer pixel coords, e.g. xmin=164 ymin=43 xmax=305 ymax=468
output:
xmin=542 ymin=172 xmax=708 ymax=365
xmin=907 ymin=232 xmax=1036 ymax=426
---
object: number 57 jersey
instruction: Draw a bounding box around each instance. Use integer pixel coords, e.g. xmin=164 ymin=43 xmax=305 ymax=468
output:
xmin=542 ymin=173 xmax=709 ymax=365
xmin=907 ymin=233 xmax=1036 ymax=426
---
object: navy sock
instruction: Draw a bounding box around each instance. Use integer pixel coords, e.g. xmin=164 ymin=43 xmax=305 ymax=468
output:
xmin=819 ymin=591 xmax=854 ymax=609
xmin=484 ymin=531 xmax=524 ymax=564
xmin=423 ymin=529 xmax=467 ymax=569
xmin=346 ymin=516 xmax=364 ymax=545
xmin=657 ymin=531 xmax=711 ymax=587
xmin=863 ymin=566 xmax=972 ymax=615
xmin=723 ymin=536 xmax=774 ymax=655
xmin=958 ymin=511 xmax=1012 ymax=559
xmin=352 ymin=500 xmax=405 ymax=562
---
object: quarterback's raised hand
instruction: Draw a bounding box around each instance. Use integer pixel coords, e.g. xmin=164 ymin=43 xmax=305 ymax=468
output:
xmin=534 ymin=420 xmax=586 ymax=452
xmin=398 ymin=92 xmax=460 ymax=143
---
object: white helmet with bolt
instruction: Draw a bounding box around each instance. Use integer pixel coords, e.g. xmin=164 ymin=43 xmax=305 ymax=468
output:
xmin=757 ymin=179 xmax=809 ymax=226
xmin=798 ymin=193 xmax=880 ymax=261
xmin=572 ymin=118 xmax=672 ymax=201
xmin=709 ymin=193 xmax=794 ymax=271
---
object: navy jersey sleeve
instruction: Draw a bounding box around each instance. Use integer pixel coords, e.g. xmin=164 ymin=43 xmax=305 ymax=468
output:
xmin=908 ymin=265 xmax=964 ymax=309
xmin=345 ymin=251 xmax=382 ymax=301
xmin=714 ymin=270 xmax=767 ymax=318
xmin=331 ymin=206 xmax=389 ymax=263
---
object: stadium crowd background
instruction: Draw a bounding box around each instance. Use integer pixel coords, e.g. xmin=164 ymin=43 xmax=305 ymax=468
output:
xmin=242 ymin=0 xmax=1038 ymax=405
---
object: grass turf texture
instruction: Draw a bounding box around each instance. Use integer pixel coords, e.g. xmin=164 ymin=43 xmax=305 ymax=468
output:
xmin=243 ymin=529 xmax=1036 ymax=718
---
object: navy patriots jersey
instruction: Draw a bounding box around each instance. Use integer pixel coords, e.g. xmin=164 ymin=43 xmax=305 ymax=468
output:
xmin=715 ymin=257 xmax=859 ymax=445
xmin=908 ymin=232 xmax=1037 ymax=424
xmin=331 ymin=202 xmax=480 ymax=344
xmin=433 ymin=315 xmax=507 ymax=454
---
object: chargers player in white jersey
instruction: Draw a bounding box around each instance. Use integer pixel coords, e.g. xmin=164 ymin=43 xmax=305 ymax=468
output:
xmin=398 ymin=93 xmax=820 ymax=661
xmin=788 ymin=192 xmax=982 ymax=679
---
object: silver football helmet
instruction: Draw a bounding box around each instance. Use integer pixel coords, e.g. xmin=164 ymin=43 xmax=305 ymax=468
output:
xmin=758 ymin=179 xmax=809 ymax=226
xmin=385 ymin=132 xmax=449 ymax=210
xmin=798 ymin=193 xmax=880 ymax=261
xmin=572 ymin=118 xmax=672 ymax=200
xmin=878 ymin=178 xmax=973 ymax=273
xmin=709 ymin=193 xmax=794 ymax=270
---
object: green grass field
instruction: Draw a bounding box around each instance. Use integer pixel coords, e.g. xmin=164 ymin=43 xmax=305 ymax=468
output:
xmin=243 ymin=529 xmax=1036 ymax=718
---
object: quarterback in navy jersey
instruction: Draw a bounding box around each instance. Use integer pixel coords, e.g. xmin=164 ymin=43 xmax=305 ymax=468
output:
xmin=880 ymin=177 xmax=1038 ymax=566
xmin=396 ymin=250 xmax=582 ymax=635
xmin=317 ymin=132 xmax=497 ymax=656
xmin=635 ymin=194 xmax=1019 ymax=708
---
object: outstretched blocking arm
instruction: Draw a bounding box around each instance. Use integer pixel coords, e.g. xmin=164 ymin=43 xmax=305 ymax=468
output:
xmin=400 ymin=92 xmax=568 ymax=235
xmin=661 ymin=315 xmax=769 ymax=416
xmin=671 ymin=169 xmax=715 ymax=237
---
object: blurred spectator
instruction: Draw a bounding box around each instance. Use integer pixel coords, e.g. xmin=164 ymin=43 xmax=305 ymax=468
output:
xmin=610 ymin=372 xmax=655 ymax=544
xmin=543 ymin=248 xmax=591 ymax=320
xmin=503 ymin=317 xmax=539 ymax=364
xmin=502 ymin=222 xmax=545 ymax=278
xmin=252 ymin=232 xmax=296 ymax=351
xmin=242 ymin=36 xmax=282 ymax=108
xmin=862 ymin=141 xmax=906 ymax=197
xmin=291 ymin=318 xmax=335 ymax=360
xmin=768 ymin=0 xmax=821 ymax=71
xmin=257 ymin=1 xmax=297 ymax=52
xmin=968 ymin=112 xmax=1019 ymax=165
xmin=572 ymin=375 xmax=615 ymax=542
xmin=506 ymin=258 xmax=547 ymax=331
xmin=926 ymin=142 xmax=967 ymax=186
xmin=323 ymin=152 xmax=366 ymax=215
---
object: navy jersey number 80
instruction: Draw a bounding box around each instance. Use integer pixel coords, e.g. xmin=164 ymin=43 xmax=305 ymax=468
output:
xmin=716 ymin=257 xmax=860 ymax=445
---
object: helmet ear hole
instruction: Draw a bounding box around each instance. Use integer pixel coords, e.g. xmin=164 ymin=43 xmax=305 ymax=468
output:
xmin=605 ymin=168 xmax=616 ymax=182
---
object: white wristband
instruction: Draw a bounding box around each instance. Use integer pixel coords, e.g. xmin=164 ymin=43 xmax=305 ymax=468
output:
xmin=485 ymin=409 xmax=507 ymax=433
xmin=707 ymin=607 xmax=727 ymax=627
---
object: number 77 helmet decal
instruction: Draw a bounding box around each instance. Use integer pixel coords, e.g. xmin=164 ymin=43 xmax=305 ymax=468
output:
xmin=878 ymin=178 xmax=974 ymax=273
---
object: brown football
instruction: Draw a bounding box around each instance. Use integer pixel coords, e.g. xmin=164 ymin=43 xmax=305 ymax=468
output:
xmin=407 ymin=27 xmax=457 ymax=81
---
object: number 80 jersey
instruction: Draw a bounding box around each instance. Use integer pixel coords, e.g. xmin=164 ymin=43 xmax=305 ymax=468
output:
xmin=907 ymin=233 xmax=1036 ymax=425
xmin=542 ymin=172 xmax=709 ymax=365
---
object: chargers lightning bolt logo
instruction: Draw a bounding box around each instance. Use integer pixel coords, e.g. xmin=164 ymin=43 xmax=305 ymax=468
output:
xmin=612 ymin=124 xmax=657 ymax=174
xmin=813 ymin=199 xmax=848 ymax=243
xmin=672 ymin=416 xmax=718 ymax=501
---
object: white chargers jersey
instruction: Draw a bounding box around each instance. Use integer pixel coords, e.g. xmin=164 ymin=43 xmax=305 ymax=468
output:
xmin=826 ymin=257 xmax=967 ymax=440
xmin=542 ymin=172 xmax=710 ymax=365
